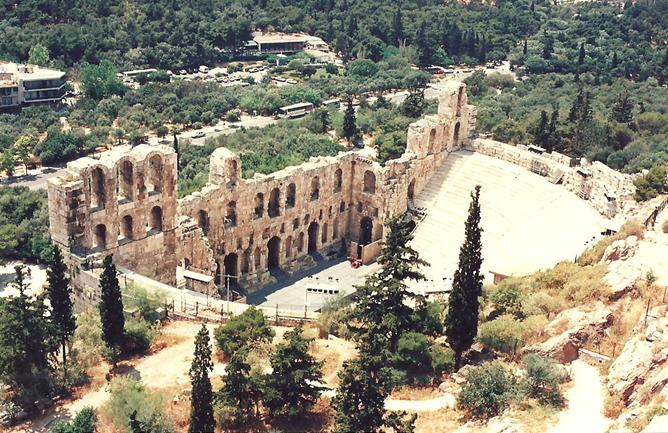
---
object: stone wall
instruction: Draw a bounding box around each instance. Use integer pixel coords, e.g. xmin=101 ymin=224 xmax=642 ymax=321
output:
xmin=47 ymin=144 xmax=180 ymax=286
xmin=467 ymin=138 xmax=636 ymax=217
xmin=48 ymin=81 xmax=473 ymax=294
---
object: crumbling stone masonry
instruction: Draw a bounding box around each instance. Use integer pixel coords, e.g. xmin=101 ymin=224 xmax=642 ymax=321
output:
xmin=48 ymin=81 xmax=472 ymax=295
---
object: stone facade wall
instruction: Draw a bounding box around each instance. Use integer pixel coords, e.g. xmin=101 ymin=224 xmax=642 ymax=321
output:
xmin=47 ymin=144 xmax=180 ymax=286
xmin=467 ymin=138 xmax=635 ymax=217
xmin=48 ymin=81 xmax=473 ymax=294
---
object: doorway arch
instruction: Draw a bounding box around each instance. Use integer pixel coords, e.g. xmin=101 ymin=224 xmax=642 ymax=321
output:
xmin=307 ymin=222 xmax=319 ymax=253
xmin=453 ymin=122 xmax=461 ymax=145
xmin=360 ymin=217 xmax=373 ymax=245
xmin=223 ymin=253 xmax=238 ymax=279
xmin=267 ymin=236 xmax=281 ymax=269
xmin=407 ymin=179 xmax=415 ymax=201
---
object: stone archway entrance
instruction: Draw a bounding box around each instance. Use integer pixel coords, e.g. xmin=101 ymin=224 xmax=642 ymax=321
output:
xmin=267 ymin=236 xmax=281 ymax=269
xmin=360 ymin=217 xmax=373 ymax=245
xmin=223 ymin=253 xmax=238 ymax=278
xmin=308 ymin=222 xmax=319 ymax=253
xmin=453 ymin=122 xmax=461 ymax=145
xmin=408 ymin=179 xmax=415 ymax=201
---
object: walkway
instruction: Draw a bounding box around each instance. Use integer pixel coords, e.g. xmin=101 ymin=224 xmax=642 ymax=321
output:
xmin=547 ymin=360 xmax=612 ymax=433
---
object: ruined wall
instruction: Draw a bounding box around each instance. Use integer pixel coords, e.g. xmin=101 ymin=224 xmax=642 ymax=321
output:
xmin=47 ymin=145 xmax=179 ymax=286
xmin=47 ymin=81 xmax=473 ymax=294
xmin=178 ymin=81 xmax=472 ymax=292
xmin=467 ymin=138 xmax=635 ymax=217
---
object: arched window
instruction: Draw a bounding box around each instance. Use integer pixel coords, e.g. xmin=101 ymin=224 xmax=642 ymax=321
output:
xmin=268 ymin=187 xmax=280 ymax=218
xmin=333 ymin=217 xmax=339 ymax=239
xmin=286 ymin=183 xmax=296 ymax=208
xmin=254 ymin=247 xmax=262 ymax=269
xmin=310 ymin=176 xmax=320 ymax=201
xmin=117 ymin=160 xmax=133 ymax=201
xmin=296 ymin=232 xmax=304 ymax=253
xmin=334 ymin=168 xmax=342 ymax=192
xmin=453 ymin=122 xmax=461 ymax=145
xmin=363 ymin=171 xmax=376 ymax=194
xmin=90 ymin=167 xmax=106 ymax=209
xmin=226 ymin=202 xmax=237 ymax=227
xmin=198 ymin=210 xmax=209 ymax=235
xmin=428 ymin=129 xmax=436 ymax=155
xmin=149 ymin=206 xmax=163 ymax=232
xmin=146 ymin=154 xmax=163 ymax=194
xmin=321 ymin=222 xmax=328 ymax=244
xmin=360 ymin=217 xmax=373 ymax=245
xmin=120 ymin=215 xmax=133 ymax=241
xmin=94 ymin=224 xmax=106 ymax=249
xmin=285 ymin=235 xmax=293 ymax=258
xmin=254 ymin=193 xmax=264 ymax=219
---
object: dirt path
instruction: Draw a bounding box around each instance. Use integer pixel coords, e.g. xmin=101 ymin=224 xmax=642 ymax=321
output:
xmin=547 ymin=360 xmax=612 ymax=433
xmin=19 ymin=322 xmax=211 ymax=433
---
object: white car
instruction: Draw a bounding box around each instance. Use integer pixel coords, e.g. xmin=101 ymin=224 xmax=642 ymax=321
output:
xmin=191 ymin=131 xmax=206 ymax=139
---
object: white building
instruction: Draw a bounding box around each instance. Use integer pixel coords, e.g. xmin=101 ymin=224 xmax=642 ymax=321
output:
xmin=0 ymin=61 xmax=67 ymax=109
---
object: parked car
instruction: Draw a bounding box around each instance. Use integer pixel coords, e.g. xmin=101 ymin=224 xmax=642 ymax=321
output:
xmin=191 ymin=131 xmax=206 ymax=139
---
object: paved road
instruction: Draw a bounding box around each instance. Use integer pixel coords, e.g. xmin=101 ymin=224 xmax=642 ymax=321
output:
xmin=0 ymin=166 xmax=67 ymax=191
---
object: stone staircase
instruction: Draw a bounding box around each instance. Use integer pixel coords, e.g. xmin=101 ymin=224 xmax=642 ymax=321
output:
xmin=408 ymin=150 xmax=606 ymax=294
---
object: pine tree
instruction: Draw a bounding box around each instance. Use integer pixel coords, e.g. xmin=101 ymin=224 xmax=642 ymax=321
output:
xmin=189 ymin=325 xmax=215 ymax=433
xmin=217 ymin=349 xmax=262 ymax=427
xmin=98 ymin=255 xmax=125 ymax=368
xmin=414 ymin=19 xmax=435 ymax=68
xmin=46 ymin=246 xmax=76 ymax=377
xmin=578 ymin=42 xmax=586 ymax=65
xmin=347 ymin=214 xmax=427 ymax=352
xmin=332 ymin=332 xmax=392 ymax=433
xmin=342 ymin=97 xmax=357 ymax=144
xmin=263 ymin=325 xmax=324 ymax=419
xmin=0 ymin=266 xmax=53 ymax=409
xmin=611 ymin=91 xmax=634 ymax=124
xmin=445 ymin=186 xmax=483 ymax=370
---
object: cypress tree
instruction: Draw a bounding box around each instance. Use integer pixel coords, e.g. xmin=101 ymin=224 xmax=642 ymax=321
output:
xmin=46 ymin=246 xmax=76 ymax=377
xmin=611 ymin=91 xmax=634 ymax=124
xmin=612 ymin=51 xmax=619 ymax=68
xmin=523 ymin=39 xmax=528 ymax=56
xmin=414 ymin=19 xmax=435 ymax=68
xmin=533 ymin=110 xmax=549 ymax=147
xmin=530 ymin=0 xmax=535 ymax=12
xmin=546 ymin=108 xmax=559 ymax=151
xmin=217 ymin=349 xmax=262 ymax=427
xmin=542 ymin=32 xmax=554 ymax=60
xmin=98 ymin=255 xmax=125 ymax=368
xmin=342 ymin=97 xmax=357 ymax=144
xmin=173 ymin=131 xmax=179 ymax=169
xmin=445 ymin=186 xmax=483 ymax=370
xmin=393 ymin=1 xmax=404 ymax=45
xmin=568 ymin=89 xmax=584 ymax=122
xmin=578 ymin=42 xmax=586 ymax=65
xmin=189 ymin=325 xmax=215 ymax=433
xmin=263 ymin=325 xmax=324 ymax=419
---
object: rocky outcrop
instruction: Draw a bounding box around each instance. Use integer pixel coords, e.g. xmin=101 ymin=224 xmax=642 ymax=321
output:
xmin=604 ymin=261 xmax=643 ymax=302
xmin=603 ymin=235 xmax=639 ymax=263
xmin=607 ymin=305 xmax=668 ymax=404
xmin=523 ymin=304 xmax=613 ymax=363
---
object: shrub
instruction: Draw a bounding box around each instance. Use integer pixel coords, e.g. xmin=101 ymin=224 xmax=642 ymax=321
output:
xmin=213 ymin=306 xmax=275 ymax=358
xmin=478 ymin=315 xmax=525 ymax=355
xmin=51 ymin=407 xmax=97 ymax=433
xmin=429 ymin=345 xmax=455 ymax=375
xmin=634 ymin=165 xmax=668 ymax=201
xmin=458 ymin=361 xmax=522 ymax=419
xmin=104 ymin=376 xmax=173 ymax=433
xmin=123 ymin=319 xmax=155 ymax=354
xmin=489 ymin=285 xmax=524 ymax=318
xmin=317 ymin=294 xmax=352 ymax=338
xmin=225 ymin=110 xmax=241 ymax=122
xmin=577 ymin=220 xmax=645 ymax=266
xmin=522 ymin=354 xmax=566 ymax=406
xmin=123 ymin=284 xmax=165 ymax=323
xmin=603 ymin=392 xmax=625 ymax=418
xmin=72 ymin=310 xmax=105 ymax=367
xmin=521 ymin=292 xmax=564 ymax=317
xmin=394 ymin=332 xmax=431 ymax=374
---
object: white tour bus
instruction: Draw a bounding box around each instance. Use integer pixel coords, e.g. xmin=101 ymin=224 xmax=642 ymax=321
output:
xmin=277 ymin=102 xmax=315 ymax=119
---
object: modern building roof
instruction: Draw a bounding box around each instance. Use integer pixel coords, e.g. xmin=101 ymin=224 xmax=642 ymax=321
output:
xmin=0 ymin=61 xmax=65 ymax=83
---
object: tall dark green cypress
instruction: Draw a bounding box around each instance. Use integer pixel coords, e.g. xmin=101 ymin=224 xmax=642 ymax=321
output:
xmin=445 ymin=186 xmax=483 ymax=370
xmin=578 ymin=42 xmax=586 ymax=65
xmin=98 ymin=254 xmax=125 ymax=368
xmin=342 ymin=97 xmax=357 ymax=144
xmin=533 ymin=110 xmax=550 ymax=147
xmin=189 ymin=325 xmax=215 ymax=433
xmin=392 ymin=1 xmax=404 ymax=45
xmin=46 ymin=246 xmax=76 ymax=377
